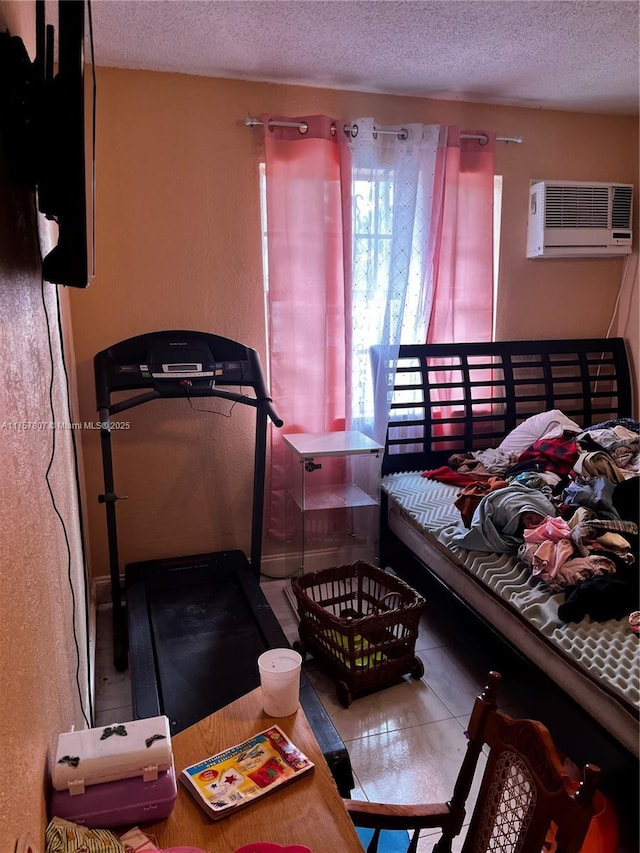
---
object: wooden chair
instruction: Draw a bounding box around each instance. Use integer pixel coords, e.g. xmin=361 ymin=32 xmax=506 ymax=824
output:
xmin=344 ymin=671 xmax=600 ymax=853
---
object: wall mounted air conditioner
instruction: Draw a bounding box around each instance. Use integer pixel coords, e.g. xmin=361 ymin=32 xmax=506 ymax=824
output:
xmin=526 ymin=180 xmax=633 ymax=258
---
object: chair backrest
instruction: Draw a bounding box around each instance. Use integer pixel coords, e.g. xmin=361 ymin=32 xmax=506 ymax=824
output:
xmin=446 ymin=672 xmax=600 ymax=853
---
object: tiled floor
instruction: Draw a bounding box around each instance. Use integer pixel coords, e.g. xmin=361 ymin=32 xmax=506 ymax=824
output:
xmin=94 ymin=574 xmax=636 ymax=851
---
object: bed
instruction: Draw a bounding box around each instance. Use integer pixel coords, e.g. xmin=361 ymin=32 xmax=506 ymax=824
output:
xmin=376 ymin=338 xmax=639 ymax=760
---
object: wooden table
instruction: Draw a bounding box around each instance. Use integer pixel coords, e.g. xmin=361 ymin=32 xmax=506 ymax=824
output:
xmin=144 ymin=688 xmax=364 ymax=851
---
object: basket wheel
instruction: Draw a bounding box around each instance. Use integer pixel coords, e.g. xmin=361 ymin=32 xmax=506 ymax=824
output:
xmin=410 ymin=655 xmax=425 ymax=680
xmin=336 ymin=681 xmax=352 ymax=708
xmin=292 ymin=640 xmax=307 ymax=662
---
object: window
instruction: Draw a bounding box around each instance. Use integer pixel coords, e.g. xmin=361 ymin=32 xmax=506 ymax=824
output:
xmin=259 ymin=166 xmax=503 ymax=418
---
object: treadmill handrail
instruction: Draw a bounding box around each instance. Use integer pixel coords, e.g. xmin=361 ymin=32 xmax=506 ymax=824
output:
xmin=101 ymin=388 xmax=283 ymax=423
xmin=259 ymin=396 xmax=283 ymax=428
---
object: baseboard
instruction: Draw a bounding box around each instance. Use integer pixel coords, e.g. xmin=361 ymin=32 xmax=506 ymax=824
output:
xmin=93 ymin=575 xmax=123 ymax=606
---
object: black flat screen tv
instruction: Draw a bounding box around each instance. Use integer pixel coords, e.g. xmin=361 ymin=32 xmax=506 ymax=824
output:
xmin=40 ymin=0 xmax=92 ymax=288
xmin=1 ymin=0 xmax=94 ymax=288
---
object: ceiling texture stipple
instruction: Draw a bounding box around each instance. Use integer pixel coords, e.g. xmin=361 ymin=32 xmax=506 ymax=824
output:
xmin=86 ymin=0 xmax=639 ymax=115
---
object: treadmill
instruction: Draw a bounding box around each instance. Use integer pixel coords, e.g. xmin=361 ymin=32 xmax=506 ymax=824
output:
xmin=94 ymin=330 xmax=354 ymax=795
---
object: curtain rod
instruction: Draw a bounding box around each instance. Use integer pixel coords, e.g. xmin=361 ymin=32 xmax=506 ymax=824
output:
xmin=243 ymin=116 xmax=523 ymax=145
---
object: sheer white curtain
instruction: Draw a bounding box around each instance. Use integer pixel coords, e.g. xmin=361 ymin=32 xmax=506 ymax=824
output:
xmin=342 ymin=119 xmax=447 ymax=445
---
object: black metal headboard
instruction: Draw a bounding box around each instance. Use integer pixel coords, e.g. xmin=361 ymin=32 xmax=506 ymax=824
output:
xmin=380 ymin=337 xmax=632 ymax=475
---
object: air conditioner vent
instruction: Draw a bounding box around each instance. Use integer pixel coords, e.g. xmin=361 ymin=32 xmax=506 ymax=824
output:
xmin=612 ymin=185 xmax=633 ymax=228
xmin=527 ymin=180 xmax=633 ymax=258
xmin=544 ymin=185 xmax=609 ymax=229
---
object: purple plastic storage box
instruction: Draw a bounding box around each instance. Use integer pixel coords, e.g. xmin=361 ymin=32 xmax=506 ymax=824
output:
xmin=49 ymin=761 xmax=177 ymax=828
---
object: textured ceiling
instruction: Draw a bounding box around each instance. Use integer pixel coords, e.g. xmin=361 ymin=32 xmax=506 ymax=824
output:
xmin=86 ymin=0 xmax=640 ymax=115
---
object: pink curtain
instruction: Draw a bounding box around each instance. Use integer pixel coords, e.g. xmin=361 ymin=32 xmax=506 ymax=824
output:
xmin=262 ymin=115 xmax=348 ymax=540
xmin=426 ymin=129 xmax=496 ymax=446
xmin=428 ymin=128 xmax=496 ymax=344
xmin=262 ymin=120 xmax=498 ymax=527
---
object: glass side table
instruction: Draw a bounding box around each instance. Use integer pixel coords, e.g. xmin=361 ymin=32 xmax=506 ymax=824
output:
xmin=282 ymin=430 xmax=383 ymax=574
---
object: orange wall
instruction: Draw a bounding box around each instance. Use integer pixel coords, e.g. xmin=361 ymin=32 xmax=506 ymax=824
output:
xmin=69 ymin=68 xmax=639 ymax=582
xmin=0 ymin=3 xmax=91 ymax=848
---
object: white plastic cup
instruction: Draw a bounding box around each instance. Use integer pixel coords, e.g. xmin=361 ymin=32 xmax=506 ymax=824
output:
xmin=257 ymin=648 xmax=302 ymax=717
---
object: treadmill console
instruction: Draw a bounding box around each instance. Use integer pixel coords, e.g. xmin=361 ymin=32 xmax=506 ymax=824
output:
xmin=114 ymin=358 xmax=249 ymax=386
xmin=147 ymin=340 xmax=216 ymax=381
xmin=143 ymin=338 xmax=218 ymax=388
xmin=95 ymin=330 xmax=266 ymax=405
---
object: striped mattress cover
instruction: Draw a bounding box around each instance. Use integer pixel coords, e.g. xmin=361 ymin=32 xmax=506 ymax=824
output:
xmin=382 ymin=471 xmax=640 ymax=756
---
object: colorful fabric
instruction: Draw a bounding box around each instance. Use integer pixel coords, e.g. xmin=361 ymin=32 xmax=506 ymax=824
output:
xmin=454 ymin=478 xmax=508 ymax=528
xmin=519 ymin=539 xmax=576 ymax=583
xmin=519 ymin=544 xmax=617 ymax=592
xmin=516 ymin=435 xmax=579 ymax=476
xmin=321 ymin=630 xmax=387 ymax=669
xmin=356 ymin=827 xmax=411 ymax=852
xmin=509 ymin=471 xmax=557 ymax=491
xmin=524 ymin=516 xmax=572 ymax=543
xmin=421 ymin=466 xmax=485 ymax=486
xmin=573 ymin=450 xmax=627 ymax=483
xmin=45 ymin=818 xmax=125 ymax=853
xmin=570 ymin=519 xmax=638 ymax=556
xmin=562 ymin=476 xmax=620 ymax=520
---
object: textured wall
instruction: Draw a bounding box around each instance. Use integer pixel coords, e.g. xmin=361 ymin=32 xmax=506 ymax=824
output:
xmin=0 ymin=3 xmax=91 ymax=848
xmin=69 ymin=68 xmax=639 ymax=582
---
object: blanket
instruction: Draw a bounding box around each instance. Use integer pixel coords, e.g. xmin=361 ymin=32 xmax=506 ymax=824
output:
xmin=451 ymin=484 xmax=556 ymax=553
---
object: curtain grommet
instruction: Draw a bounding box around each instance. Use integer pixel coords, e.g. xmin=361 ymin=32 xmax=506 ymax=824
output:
xmin=298 ymin=122 xmax=309 ymax=135
xmin=350 ymin=123 xmax=359 ymax=138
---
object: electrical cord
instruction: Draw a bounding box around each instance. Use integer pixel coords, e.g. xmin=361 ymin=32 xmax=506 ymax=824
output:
xmin=592 ymin=253 xmax=638 ymax=395
xmin=183 ymin=381 xmax=250 ymax=417
xmin=16 ymin=0 xmax=97 ymax=729
xmin=180 ymin=381 xmax=297 ymax=579
xmin=54 ymin=286 xmax=94 ymax=727
xmin=40 ymin=253 xmax=91 ymax=729
xmin=605 ymin=252 xmax=637 ymax=339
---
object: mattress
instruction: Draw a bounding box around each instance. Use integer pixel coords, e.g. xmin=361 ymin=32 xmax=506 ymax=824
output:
xmin=382 ymin=471 xmax=640 ymax=756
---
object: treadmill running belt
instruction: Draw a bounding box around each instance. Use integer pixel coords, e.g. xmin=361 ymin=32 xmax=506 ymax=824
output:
xmin=149 ymin=581 xmax=268 ymax=730
xmin=126 ymin=550 xmax=285 ymax=734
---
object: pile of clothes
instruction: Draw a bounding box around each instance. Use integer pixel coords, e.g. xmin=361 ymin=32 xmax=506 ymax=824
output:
xmin=423 ymin=416 xmax=639 ymax=623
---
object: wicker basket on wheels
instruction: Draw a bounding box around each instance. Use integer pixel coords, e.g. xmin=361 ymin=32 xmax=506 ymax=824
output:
xmin=291 ymin=562 xmax=426 ymax=707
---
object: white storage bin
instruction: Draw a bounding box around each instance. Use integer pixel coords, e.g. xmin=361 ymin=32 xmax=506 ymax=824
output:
xmin=52 ymin=715 xmax=172 ymax=795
